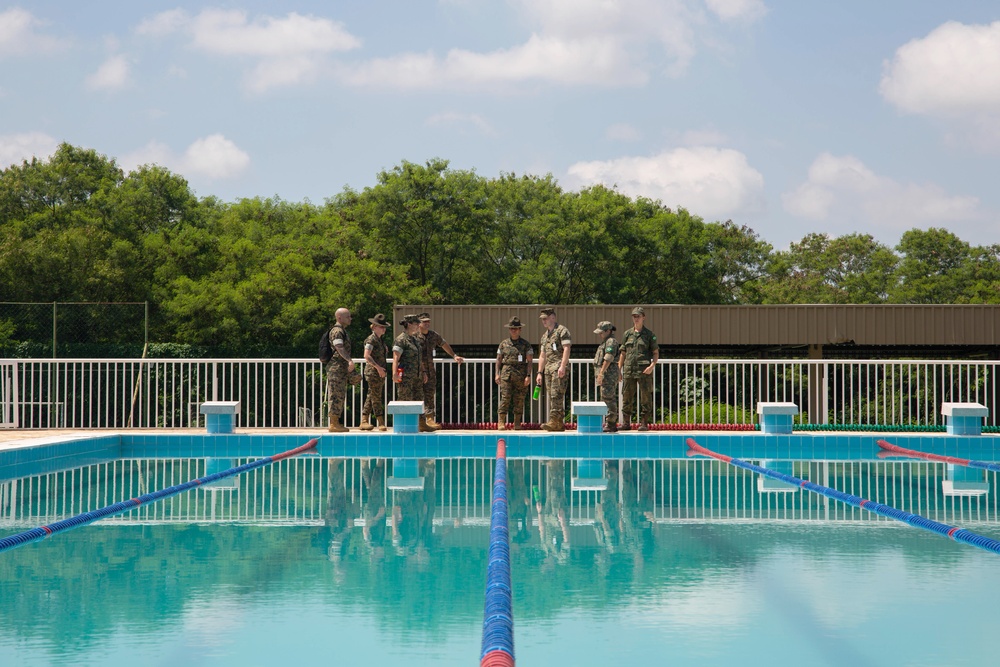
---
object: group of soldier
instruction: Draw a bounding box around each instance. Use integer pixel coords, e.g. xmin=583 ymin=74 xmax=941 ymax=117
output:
xmin=326 ymin=306 xmax=658 ymax=433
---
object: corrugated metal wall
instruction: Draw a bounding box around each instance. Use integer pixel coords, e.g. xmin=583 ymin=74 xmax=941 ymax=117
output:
xmin=393 ymin=305 xmax=1000 ymax=347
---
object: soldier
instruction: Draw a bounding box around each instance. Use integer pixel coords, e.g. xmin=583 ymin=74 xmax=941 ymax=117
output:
xmin=495 ymin=316 xmax=533 ymax=431
xmin=392 ymin=314 xmax=428 ymax=428
xmin=619 ymin=306 xmax=659 ymax=431
xmin=416 ymin=312 xmax=464 ymax=431
xmin=360 ymin=313 xmax=390 ymax=431
xmin=326 ymin=307 xmax=355 ymax=433
xmin=534 ymin=307 xmax=572 ymax=431
xmin=593 ymin=321 xmax=621 ymax=432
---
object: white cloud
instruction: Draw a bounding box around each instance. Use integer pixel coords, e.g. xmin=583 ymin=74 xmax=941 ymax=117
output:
xmin=121 ymin=134 xmax=250 ymax=180
xmin=880 ymin=21 xmax=1000 ymax=117
xmin=425 ymin=112 xmax=495 ymax=135
xmin=86 ymin=55 xmax=130 ymax=91
xmin=0 ymin=7 xmax=65 ymax=56
xmin=679 ymin=128 xmax=728 ymax=146
xmin=606 ymin=123 xmax=641 ymax=142
xmin=340 ymin=0 xmax=764 ymax=90
xmin=566 ymin=146 xmax=765 ymax=219
xmin=783 ymin=153 xmax=981 ymax=230
xmin=704 ymin=0 xmax=768 ymax=22
xmin=0 ymin=131 xmax=59 ymax=168
xmin=135 ymin=9 xmax=361 ymax=92
xmin=881 ymin=22 xmax=1000 ymax=151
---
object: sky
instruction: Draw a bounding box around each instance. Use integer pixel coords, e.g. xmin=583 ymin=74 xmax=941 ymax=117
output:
xmin=2 ymin=1 xmax=1000 ymax=249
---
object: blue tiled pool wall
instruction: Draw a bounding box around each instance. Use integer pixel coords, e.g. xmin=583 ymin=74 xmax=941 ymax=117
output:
xmin=2 ymin=432 xmax=999 ymax=480
xmin=0 ymin=435 xmax=120 ymax=482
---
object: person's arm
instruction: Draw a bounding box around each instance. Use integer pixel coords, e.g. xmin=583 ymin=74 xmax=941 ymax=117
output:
xmin=495 ymin=350 xmax=503 ymax=385
xmin=524 ymin=351 xmax=533 ymax=386
xmin=441 ymin=341 xmax=464 ymax=365
xmin=333 ymin=331 xmax=355 ymax=371
xmin=392 ymin=348 xmax=402 ymax=383
xmin=643 ymin=331 xmax=659 ymax=375
xmin=558 ymin=344 xmax=571 ymax=379
xmin=535 ymin=337 xmax=546 ymax=383
xmin=365 ymin=342 xmax=386 ymax=377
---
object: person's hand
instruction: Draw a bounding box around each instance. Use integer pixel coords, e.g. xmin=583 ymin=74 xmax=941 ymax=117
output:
xmin=596 ymin=372 xmax=603 ymax=385
xmin=495 ymin=373 xmax=501 ymax=385
xmin=377 ymin=366 xmax=386 ymax=378
xmin=348 ymin=361 xmax=356 ymax=372
xmin=642 ymin=365 xmax=654 ymax=375
xmin=422 ymin=372 xmax=428 ymax=382
xmin=558 ymin=366 xmax=566 ymax=378
xmin=523 ymin=376 xmax=530 ymax=387
xmin=536 ymin=372 xmax=543 ymax=384
xmin=454 ymin=355 xmax=465 ymax=365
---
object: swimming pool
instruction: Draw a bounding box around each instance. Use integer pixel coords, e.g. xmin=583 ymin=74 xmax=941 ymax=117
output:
xmin=2 ymin=431 xmax=999 ymax=666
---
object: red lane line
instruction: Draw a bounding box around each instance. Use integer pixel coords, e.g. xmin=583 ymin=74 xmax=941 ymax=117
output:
xmin=877 ymin=440 xmax=972 ymax=466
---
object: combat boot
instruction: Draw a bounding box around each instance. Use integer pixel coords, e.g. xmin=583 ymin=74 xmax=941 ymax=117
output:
xmin=359 ymin=414 xmax=374 ymax=431
xmin=622 ymin=415 xmax=633 ymax=431
xmin=425 ymin=416 xmax=444 ymax=431
xmin=542 ymin=416 xmax=564 ymax=432
xmin=418 ymin=415 xmax=433 ymax=433
xmin=603 ymin=421 xmax=618 ymax=433
xmin=328 ymin=415 xmax=348 ymax=433
xmin=512 ymin=410 xmax=523 ymax=430
xmin=497 ymin=416 xmax=507 ymax=431
xmin=376 ymin=416 xmax=387 ymax=432
xmin=637 ymin=420 xmax=649 ymax=432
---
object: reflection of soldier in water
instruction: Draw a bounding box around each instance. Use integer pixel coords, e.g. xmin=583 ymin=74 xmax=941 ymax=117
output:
xmin=326 ymin=459 xmax=359 ymax=581
xmin=390 ymin=459 xmax=437 ymax=569
xmin=362 ymin=459 xmax=388 ymax=563
xmin=507 ymin=459 xmax=532 ymax=545
xmin=590 ymin=460 xmax=656 ymax=578
xmin=537 ymin=460 xmax=571 ymax=565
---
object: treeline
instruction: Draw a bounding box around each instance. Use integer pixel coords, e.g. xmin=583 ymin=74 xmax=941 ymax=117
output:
xmin=1 ymin=144 xmax=998 ymax=356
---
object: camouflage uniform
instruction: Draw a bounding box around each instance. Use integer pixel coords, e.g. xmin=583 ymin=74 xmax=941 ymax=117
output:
xmin=363 ymin=331 xmax=389 ymax=419
xmin=594 ymin=335 xmax=621 ymax=425
xmin=393 ymin=332 xmax=424 ymax=402
xmin=416 ymin=329 xmax=446 ymax=419
xmin=497 ymin=336 xmax=533 ymax=425
xmin=540 ymin=324 xmax=572 ymax=424
xmin=326 ymin=323 xmax=352 ymax=420
xmin=621 ymin=326 xmax=659 ymax=424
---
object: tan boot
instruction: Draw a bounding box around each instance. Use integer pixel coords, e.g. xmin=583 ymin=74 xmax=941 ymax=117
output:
xmin=425 ymin=416 xmax=444 ymax=431
xmin=550 ymin=416 xmax=565 ymax=432
xmin=359 ymin=414 xmax=374 ymax=431
xmin=418 ymin=415 xmax=433 ymax=433
xmin=328 ymin=414 xmax=348 ymax=433
xmin=497 ymin=416 xmax=507 ymax=431
xmin=376 ymin=416 xmax=387 ymax=432
xmin=512 ymin=410 xmax=523 ymax=430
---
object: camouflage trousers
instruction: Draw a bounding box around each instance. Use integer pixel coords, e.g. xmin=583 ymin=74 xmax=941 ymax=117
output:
xmin=326 ymin=363 xmax=350 ymax=419
xmin=363 ymin=367 xmax=386 ymax=418
xmin=599 ymin=367 xmax=620 ymax=425
xmin=422 ymin=369 xmax=437 ymax=418
xmin=498 ymin=372 xmax=529 ymax=423
xmin=396 ymin=370 xmax=424 ymax=403
xmin=622 ymin=373 xmax=654 ymax=423
xmin=543 ymin=366 xmax=569 ymax=422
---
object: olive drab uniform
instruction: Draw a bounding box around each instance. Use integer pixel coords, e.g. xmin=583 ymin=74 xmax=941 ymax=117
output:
xmin=594 ymin=336 xmax=621 ymax=426
xmin=416 ymin=329 xmax=446 ymax=419
xmin=326 ymin=324 xmax=352 ymax=420
xmin=540 ymin=324 xmax=572 ymax=425
xmin=363 ymin=331 xmax=389 ymax=420
xmin=393 ymin=332 xmax=424 ymax=402
xmin=621 ymin=326 xmax=659 ymax=425
xmin=497 ymin=337 xmax=533 ymax=426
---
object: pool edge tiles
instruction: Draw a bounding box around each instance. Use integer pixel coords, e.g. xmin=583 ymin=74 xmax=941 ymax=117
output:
xmin=0 ymin=430 xmax=998 ymax=478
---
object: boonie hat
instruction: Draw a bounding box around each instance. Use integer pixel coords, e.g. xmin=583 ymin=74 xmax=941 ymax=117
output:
xmin=506 ymin=316 xmax=524 ymax=328
xmin=539 ymin=307 xmax=556 ymax=318
xmin=631 ymin=306 xmax=645 ymax=316
xmin=593 ymin=321 xmax=615 ymax=334
xmin=369 ymin=313 xmax=389 ymax=326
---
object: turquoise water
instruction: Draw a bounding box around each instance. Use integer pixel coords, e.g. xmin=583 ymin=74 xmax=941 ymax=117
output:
xmin=2 ymin=455 xmax=1000 ymax=666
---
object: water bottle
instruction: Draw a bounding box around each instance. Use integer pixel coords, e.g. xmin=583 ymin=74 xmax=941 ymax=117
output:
xmin=532 ymin=385 xmax=541 ymax=400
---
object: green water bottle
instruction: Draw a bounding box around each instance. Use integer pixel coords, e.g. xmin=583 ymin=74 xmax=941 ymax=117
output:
xmin=532 ymin=385 xmax=541 ymax=400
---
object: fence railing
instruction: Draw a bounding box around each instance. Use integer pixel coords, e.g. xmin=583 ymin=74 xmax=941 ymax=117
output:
xmin=1 ymin=357 xmax=996 ymax=429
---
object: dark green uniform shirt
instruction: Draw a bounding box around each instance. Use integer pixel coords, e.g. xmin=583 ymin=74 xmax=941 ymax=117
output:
xmin=497 ymin=337 xmax=533 ymax=380
xmin=621 ymin=326 xmax=658 ymax=378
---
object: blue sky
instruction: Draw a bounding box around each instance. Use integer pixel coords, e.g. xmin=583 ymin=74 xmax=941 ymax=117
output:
xmin=2 ymin=1 xmax=999 ymax=248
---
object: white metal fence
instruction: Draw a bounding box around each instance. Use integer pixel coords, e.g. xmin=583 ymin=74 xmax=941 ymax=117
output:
xmin=1 ymin=357 xmax=996 ymax=429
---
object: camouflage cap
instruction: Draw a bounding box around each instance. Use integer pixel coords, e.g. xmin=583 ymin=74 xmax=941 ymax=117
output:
xmin=399 ymin=313 xmax=421 ymax=326
xmin=417 ymin=312 xmax=432 ymax=321
xmin=539 ymin=307 xmax=556 ymax=318
xmin=593 ymin=321 xmax=615 ymax=334
xmin=631 ymin=306 xmax=645 ymax=316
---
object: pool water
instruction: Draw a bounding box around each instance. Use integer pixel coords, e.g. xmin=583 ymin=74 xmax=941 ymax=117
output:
xmin=2 ymin=455 xmax=999 ymax=666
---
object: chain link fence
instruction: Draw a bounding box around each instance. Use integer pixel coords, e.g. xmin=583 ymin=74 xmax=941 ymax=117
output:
xmin=0 ymin=302 xmax=148 ymax=358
